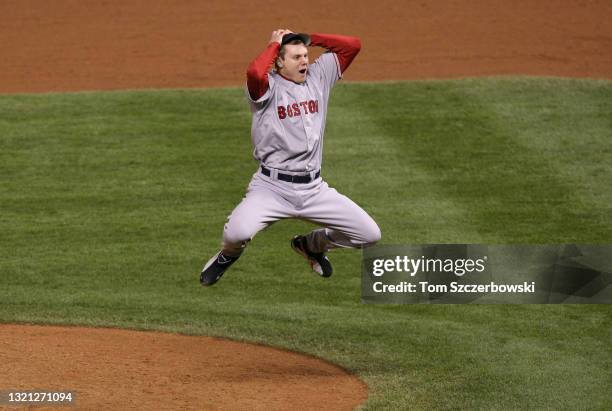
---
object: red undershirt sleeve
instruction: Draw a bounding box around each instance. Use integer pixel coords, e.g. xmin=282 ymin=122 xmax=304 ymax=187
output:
xmin=309 ymin=33 xmax=361 ymax=74
xmin=246 ymin=42 xmax=280 ymax=101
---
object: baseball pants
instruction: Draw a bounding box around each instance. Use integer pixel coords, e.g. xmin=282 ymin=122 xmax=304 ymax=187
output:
xmin=221 ymin=169 xmax=381 ymax=257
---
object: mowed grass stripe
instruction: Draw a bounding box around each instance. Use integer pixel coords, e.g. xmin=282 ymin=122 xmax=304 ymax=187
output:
xmin=328 ymin=78 xmax=612 ymax=243
xmin=1 ymin=80 xmax=611 ymax=410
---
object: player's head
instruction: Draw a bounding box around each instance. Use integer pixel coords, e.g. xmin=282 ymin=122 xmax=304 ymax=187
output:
xmin=276 ymin=34 xmax=310 ymax=84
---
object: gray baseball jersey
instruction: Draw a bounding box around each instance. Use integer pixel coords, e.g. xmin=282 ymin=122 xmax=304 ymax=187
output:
xmin=245 ymin=52 xmax=341 ymax=173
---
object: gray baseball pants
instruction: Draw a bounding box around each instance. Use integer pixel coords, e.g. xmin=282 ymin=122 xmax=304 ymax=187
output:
xmin=221 ymin=169 xmax=381 ymax=257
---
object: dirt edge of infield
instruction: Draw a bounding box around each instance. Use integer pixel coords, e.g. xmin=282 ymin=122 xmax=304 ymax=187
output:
xmin=0 ymin=323 xmax=368 ymax=410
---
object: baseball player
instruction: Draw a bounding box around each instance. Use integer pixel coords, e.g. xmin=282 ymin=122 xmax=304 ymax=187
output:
xmin=200 ymin=29 xmax=381 ymax=286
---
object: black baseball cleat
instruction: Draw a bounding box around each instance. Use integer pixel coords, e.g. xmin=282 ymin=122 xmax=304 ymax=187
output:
xmin=200 ymin=251 xmax=239 ymax=286
xmin=291 ymin=235 xmax=333 ymax=278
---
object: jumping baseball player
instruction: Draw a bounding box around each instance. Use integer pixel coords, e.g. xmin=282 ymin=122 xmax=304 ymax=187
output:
xmin=200 ymin=29 xmax=381 ymax=286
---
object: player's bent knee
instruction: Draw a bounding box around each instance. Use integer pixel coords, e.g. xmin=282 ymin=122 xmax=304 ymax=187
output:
xmin=360 ymin=220 xmax=381 ymax=247
xmin=223 ymin=224 xmax=256 ymax=247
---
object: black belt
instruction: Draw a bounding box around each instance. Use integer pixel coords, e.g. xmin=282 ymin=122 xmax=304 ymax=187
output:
xmin=261 ymin=166 xmax=320 ymax=184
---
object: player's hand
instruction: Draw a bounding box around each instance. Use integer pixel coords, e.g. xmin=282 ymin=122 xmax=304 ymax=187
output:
xmin=270 ymin=29 xmax=293 ymax=45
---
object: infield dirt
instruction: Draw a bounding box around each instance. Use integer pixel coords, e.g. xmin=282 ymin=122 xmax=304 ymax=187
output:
xmin=0 ymin=0 xmax=610 ymax=94
xmin=0 ymin=324 xmax=367 ymax=410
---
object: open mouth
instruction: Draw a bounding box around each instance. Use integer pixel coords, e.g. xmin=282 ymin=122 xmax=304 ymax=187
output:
xmin=299 ymin=68 xmax=307 ymax=74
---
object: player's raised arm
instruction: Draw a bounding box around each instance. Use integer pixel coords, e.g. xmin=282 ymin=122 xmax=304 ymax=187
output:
xmin=246 ymin=29 xmax=290 ymax=100
xmin=309 ymin=33 xmax=361 ymax=74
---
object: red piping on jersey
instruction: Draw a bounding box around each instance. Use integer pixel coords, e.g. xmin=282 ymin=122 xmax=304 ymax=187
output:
xmin=245 ymin=33 xmax=361 ymax=101
xmin=277 ymin=71 xmax=299 ymax=83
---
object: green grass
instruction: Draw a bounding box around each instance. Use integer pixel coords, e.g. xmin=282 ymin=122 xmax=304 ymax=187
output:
xmin=1 ymin=78 xmax=611 ymax=410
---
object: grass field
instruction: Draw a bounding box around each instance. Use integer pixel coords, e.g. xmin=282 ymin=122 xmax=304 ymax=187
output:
xmin=1 ymin=78 xmax=611 ymax=409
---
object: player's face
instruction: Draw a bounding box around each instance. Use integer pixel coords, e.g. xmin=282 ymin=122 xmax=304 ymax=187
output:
xmin=279 ymin=44 xmax=309 ymax=83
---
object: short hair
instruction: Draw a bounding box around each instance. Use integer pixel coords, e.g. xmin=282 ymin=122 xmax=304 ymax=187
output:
xmin=275 ymin=39 xmax=306 ymax=70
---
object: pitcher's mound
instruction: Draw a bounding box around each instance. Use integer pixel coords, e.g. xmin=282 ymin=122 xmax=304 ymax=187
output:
xmin=0 ymin=324 xmax=367 ymax=410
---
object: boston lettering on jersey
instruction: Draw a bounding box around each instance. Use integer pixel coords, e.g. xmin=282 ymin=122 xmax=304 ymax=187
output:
xmin=277 ymin=100 xmax=319 ymax=120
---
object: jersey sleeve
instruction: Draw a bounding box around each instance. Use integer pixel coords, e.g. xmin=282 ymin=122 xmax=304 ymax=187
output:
xmin=309 ymin=33 xmax=361 ymax=74
xmin=308 ymin=52 xmax=342 ymax=91
xmin=245 ymin=74 xmax=276 ymax=110
xmin=308 ymin=33 xmax=361 ymax=91
xmin=245 ymin=41 xmax=280 ymax=106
